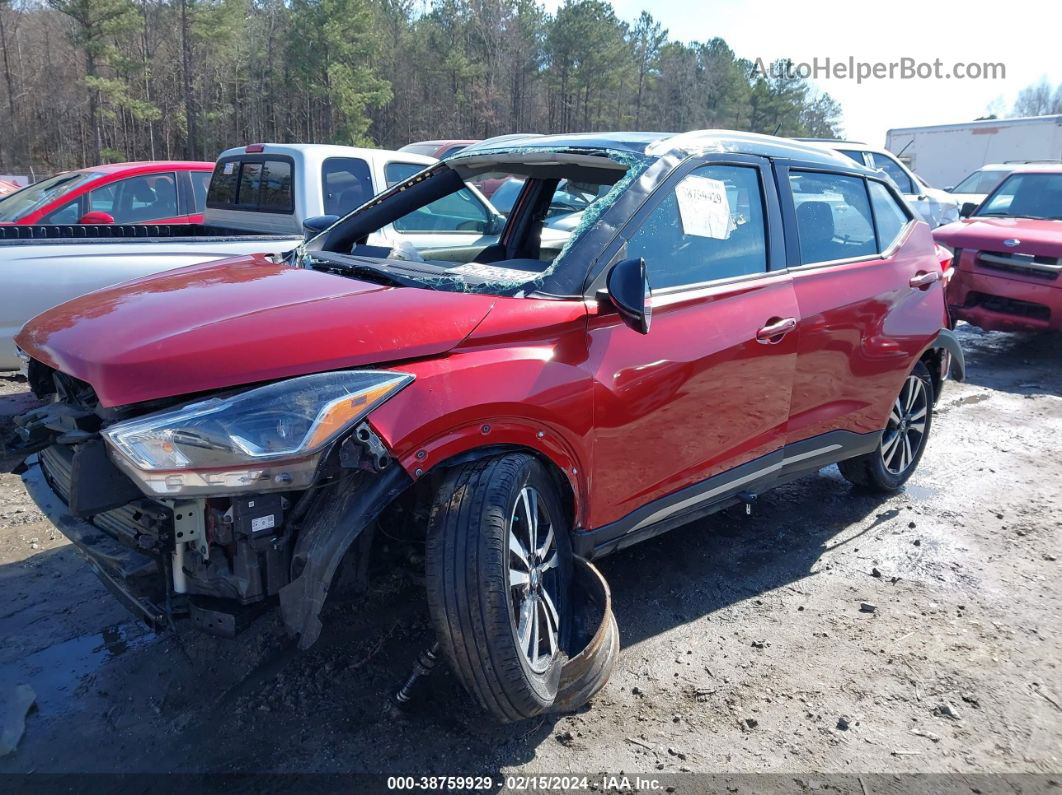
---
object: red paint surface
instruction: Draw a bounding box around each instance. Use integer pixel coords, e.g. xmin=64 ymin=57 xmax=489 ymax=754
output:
xmin=16 ymin=256 xmax=497 ymax=407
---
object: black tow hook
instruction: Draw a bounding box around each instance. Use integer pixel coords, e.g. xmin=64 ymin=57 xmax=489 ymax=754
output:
xmin=388 ymin=642 xmax=441 ymax=714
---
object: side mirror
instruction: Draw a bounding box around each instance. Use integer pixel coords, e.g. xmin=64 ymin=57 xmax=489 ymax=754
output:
xmin=959 ymin=202 xmax=978 ymax=218
xmin=486 ymin=214 xmax=505 ymax=235
xmin=79 ymin=211 xmax=114 ymax=224
xmin=303 ymin=214 xmax=339 ymax=238
xmin=943 ymin=186 xmax=955 ymax=193
xmin=605 ymin=257 xmax=652 ymax=334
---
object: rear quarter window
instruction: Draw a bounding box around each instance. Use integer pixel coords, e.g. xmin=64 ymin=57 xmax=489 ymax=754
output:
xmin=867 ymin=180 xmax=910 ymax=251
xmin=207 ymin=156 xmax=294 ymax=213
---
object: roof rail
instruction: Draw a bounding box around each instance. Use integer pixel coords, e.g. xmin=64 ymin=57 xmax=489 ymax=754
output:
xmin=792 ymin=137 xmax=866 ymax=144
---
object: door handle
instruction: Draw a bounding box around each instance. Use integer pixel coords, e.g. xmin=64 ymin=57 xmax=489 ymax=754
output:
xmin=756 ymin=317 xmax=797 ymax=343
xmin=909 ymin=271 xmax=941 ymax=289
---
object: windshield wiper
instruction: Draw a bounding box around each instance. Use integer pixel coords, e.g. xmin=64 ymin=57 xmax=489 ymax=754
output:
xmin=308 ymin=253 xmax=419 ymax=288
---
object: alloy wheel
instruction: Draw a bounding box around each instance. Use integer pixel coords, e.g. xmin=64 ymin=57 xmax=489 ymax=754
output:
xmin=881 ymin=375 xmax=929 ymax=475
xmin=508 ymin=486 xmax=561 ymax=673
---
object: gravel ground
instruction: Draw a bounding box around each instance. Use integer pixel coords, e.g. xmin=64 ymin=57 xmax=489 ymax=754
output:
xmin=0 ymin=324 xmax=1059 ymax=781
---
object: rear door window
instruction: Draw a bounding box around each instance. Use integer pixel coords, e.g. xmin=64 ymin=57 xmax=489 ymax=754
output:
xmin=207 ymin=156 xmax=294 ymax=213
xmin=322 ymin=157 xmax=373 ymax=216
xmin=867 ymin=152 xmax=915 ymax=194
xmin=789 ymin=172 xmax=877 ymax=265
xmin=190 ymin=172 xmax=211 ymax=212
xmin=868 ymin=180 xmax=910 ymax=251
xmin=626 ymin=164 xmax=768 ymax=289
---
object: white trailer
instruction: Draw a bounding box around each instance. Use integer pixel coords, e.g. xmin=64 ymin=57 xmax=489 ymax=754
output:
xmin=885 ymin=115 xmax=1062 ymax=189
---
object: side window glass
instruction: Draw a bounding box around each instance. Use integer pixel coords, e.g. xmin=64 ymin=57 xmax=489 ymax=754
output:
xmin=789 ymin=172 xmax=877 ymax=264
xmin=190 ymin=172 xmax=211 ymax=212
xmin=385 ymin=162 xmax=490 ymax=234
xmin=838 ymin=150 xmax=867 ymax=166
xmin=868 ymin=181 xmax=909 ymax=251
xmin=869 ymin=153 xmax=914 ymax=194
xmin=43 ymin=200 xmax=81 ymax=224
xmin=88 ymin=184 xmax=117 ymax=214
xmin=322 ymin=157 xmax=373 ymax=216
xmin=626 ymin=164 xmax=768 ymax=289
xmin=108 ymin=174 xmax=178 ymax=222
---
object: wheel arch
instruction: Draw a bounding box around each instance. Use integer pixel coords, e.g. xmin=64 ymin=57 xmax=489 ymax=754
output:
xmin=918 ymin=327 xmax=966 ymax=403
xmin=425 ymin=442 xmax=579 ymax=534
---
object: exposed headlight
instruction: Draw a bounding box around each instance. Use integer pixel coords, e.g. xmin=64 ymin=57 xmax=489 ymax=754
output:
xmin=15 ymin=346 xmax=30 ymax=379
xmin=103 ymin=371 xmax=412 ymax=497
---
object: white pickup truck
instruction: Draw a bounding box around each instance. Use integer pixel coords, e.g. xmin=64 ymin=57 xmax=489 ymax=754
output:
xmin=0 ymin=143 xmax=506 ymax=370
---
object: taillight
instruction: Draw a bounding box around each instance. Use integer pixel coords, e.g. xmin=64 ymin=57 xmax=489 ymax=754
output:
xmin=935 ymin=243 xmax=954 ymax=271
xmin=245 ymin=143 xmax=265 ymax=153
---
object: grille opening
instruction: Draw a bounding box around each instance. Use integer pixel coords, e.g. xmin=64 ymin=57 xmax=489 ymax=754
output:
xmin=964 ymin=291 xmax=1051 ymax=322
xmin=977 ymin=251 xmax=1062 ymax=281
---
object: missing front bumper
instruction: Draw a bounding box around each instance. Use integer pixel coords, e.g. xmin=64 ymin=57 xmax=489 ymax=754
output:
xmin=21 ymin=457 xmax=173 ymax=631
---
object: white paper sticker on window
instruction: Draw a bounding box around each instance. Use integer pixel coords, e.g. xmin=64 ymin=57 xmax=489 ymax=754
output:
xmin=676 ymin=175 xmax=731 ymax=239
xmin=223 ymin=162 xmax=236 ymax=175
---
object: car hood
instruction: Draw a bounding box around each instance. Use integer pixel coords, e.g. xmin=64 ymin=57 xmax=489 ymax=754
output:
xmin=16 ymin=255 xmax=497 ymax=407
xmin=933 ymin=217 xmax=1062 ymax=258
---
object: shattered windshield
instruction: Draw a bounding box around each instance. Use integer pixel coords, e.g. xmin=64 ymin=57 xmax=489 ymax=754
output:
xmin=303 ymin=148 xmax=649 ymax=296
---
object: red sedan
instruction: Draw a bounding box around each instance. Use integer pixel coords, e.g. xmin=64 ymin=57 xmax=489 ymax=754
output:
xmin=0 ymin=160 xmax=214 ymax=225
xmin=935 ymin=164 xmax=1062 ymax=332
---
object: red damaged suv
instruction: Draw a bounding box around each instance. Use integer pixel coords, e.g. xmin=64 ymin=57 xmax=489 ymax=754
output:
xmin=4 ymin=131 xmax=964 ymax=722
xmin=935 ymin=164 xmax=1062 ymax=333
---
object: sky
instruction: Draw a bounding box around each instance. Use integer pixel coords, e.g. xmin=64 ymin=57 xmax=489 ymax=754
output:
xmin=538 ymin=0 xmax=1061 ymax=145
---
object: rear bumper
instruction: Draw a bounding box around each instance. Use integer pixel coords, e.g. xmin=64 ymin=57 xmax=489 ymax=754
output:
xmin=21 ymin=456 xmax=170 ymax=629
xmin=947 ymin=267 xmax=1062 ymax=332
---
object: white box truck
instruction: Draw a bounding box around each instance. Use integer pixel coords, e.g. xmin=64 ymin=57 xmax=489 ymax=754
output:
xmin=885 ymin=114 xmax=1062 ymax=189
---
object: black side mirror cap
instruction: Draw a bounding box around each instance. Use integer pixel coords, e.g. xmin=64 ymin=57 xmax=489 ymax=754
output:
xmin=303 ymin=215 xmax=339 ymax=238
xmin=959 ymin=202 xmax=978 ymax=219
xmin=604 ymin=257 xmax=652 ymax=335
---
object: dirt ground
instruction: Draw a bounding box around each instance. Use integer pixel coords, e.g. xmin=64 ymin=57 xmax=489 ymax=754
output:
xmin=0 ymin=324 xmax=1059 ymax=782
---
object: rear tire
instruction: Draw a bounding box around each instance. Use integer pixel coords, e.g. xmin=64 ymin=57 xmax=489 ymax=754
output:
xmin=425 ymin=453 xmax=572 ymax=722
xmin=839 ymin=361 xmax=934 ymax=492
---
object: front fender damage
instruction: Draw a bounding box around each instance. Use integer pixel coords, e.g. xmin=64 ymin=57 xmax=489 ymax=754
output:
xmin=279 ymin=465 xmax=412 ymax=649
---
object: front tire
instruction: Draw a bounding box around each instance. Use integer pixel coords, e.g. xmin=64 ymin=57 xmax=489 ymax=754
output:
xmin=425 ymin=454 xmax=572 ymax=722
xmin=839 ymin=361 xmax=934 ymax=492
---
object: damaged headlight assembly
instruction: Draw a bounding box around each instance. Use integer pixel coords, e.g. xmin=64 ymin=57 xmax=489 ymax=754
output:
xmin=103 ymin=371 xmax=413 ymax=497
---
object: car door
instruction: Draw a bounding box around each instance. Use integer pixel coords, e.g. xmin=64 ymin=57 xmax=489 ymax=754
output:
xmin=781 ymin=166 xmax=936 ymax=453
xmin=88 ymin=173 xmax=181 ymax=224
xmin=584 ymin=157 xmax=800 ymax=536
